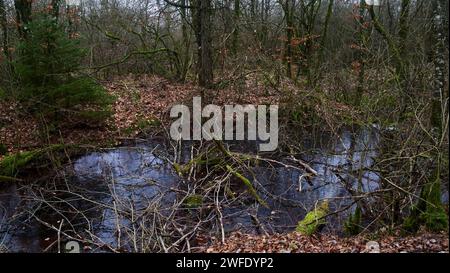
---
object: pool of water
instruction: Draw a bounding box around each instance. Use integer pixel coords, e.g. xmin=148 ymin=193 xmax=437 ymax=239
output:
xmin=0 ymin=126 xmax=423 ymax=252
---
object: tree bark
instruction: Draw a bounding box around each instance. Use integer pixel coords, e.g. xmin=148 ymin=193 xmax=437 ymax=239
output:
xmin=14 ymin=0 xmax=32 ymax=40
xmin=313 ymin=0 xmax=333 ymax=83
xmin=51 ymin=0 xmax=61 ymax=22
xmin=0 ymin=0 xmax=9 ymax=61
xmin=192 ymin=0 xmax=214 ymax=88
xmin=355 ymin=0 xmax=367 ymax=104
xmin=282 ymin=0 xmax=295 ymax=79
xmin=397 ymin=0 xmax=410 ymax=90
xmin=179 ymin=0 xmax=191 ymax=81
xmin=231 ymin=0 xmax=239 ymax=55
xmin=431 ymin=0 xmax=446 ymax=135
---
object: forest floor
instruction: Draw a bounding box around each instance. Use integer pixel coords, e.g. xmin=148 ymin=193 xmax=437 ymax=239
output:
xmin=0 ymin=75 xmax=196 ymax=159
xmin=200 ymin=231 xmax=449 ymax=253
xmin=0 ymin=73 xmax=355 ymax=159
xmin=1 ymin=74 xmax=449 ymax=253
xmin=0 ymin=74 xmax=287 ymax=158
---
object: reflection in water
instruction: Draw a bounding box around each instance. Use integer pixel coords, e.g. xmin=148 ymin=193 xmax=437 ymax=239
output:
xmin=0 ymin=127 xmax=388 ymax=252
xmin=221 ymin=127 xmax=381 ymax=233
xmin=70 ymin=145 xmax=180 ymax=251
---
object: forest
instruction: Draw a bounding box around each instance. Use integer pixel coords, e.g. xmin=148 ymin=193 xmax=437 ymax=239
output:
xmin=0 ymin=0 xmax=448 ymax=253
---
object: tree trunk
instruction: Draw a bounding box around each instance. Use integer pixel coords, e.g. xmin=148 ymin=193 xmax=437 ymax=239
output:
xmin=180 ymin=0 xmax=191 ymax=81
xmin=192 ymin=0 xmax=214 ymax=88
xmin=231 ymin=0 xmax=239 ymax=55
xmin=355 ymin=0 xmax=367 ymax=105
xmin=411 ymin=0 xmax=449 ymax=233
xmin=397 ymin=0 xmax=410 ymax=92
xmin=14 ymin=0 xmax=32 ymax=40
xmin=0 ymin=0 xmax=9 ymax=61
xmin=431 ymin=0 xmax=446 ymax=135
xmin=313 ymin=0 xmax=333 ymax=84
xmin=51 ymin=0 xmax=61 ymax=22
xmin=282 ymin=0 xmax=295 ymax=79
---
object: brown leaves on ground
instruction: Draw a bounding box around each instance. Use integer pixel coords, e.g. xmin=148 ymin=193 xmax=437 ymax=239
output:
xmin=0 ymin=72 xmax=293 ymax=159
xmin=0 ymin=100 xmax=40 ymax=158
xmin=106 ymin=74 xmax=197 ymax=133
xmin=200 ymin=231 xmax=449 ymax=253
xmin=0 ymin=75 xmax=197 ymax=160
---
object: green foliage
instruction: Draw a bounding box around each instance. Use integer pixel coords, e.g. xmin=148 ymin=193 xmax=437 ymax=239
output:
xmin=403 ymin=170 xmax=449 ymax=233
xmin=0 ymin=144 xmax=66 ymax=176
xmin=421 ymin=177 xmax=448 ymax=232
xmin=296 ymin=201 xmax=329 ymax=236
xmin=136 ymin=118 xmax=160 ymax=130
xmin=226 ymin=165 xmax=268 ymax=208
xmin=359 ymin=90 xmax=400 ymax=126
xmin=0 ymin=149 xmax=42 ymax=176
xmin=14 ymin=14 xmax=113 ymax=123
xmin=344 ymin=206 xmax=362 ymax=235
xmin=184 ymin=194 xmax=203 ymax=208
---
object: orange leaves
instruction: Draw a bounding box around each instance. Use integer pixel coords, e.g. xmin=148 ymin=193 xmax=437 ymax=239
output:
xmin=107 ymin=74 xmax=195 ymax=135
xmin=350 ymin=43 xmax=360 ymax=50
xmin=351 ymin=61 xmax=362 ymax=73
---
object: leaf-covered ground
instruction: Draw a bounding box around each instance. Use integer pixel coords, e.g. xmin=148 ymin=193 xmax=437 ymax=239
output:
xmin=0 ymin=75 xmax=196 ymax=160
xmin=0 ymin=74 xmax=357 ymax=159
xmin=200 ymin=231 xmax=449 ymax=253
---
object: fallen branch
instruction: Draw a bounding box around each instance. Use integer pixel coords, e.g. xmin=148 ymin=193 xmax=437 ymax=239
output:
xmin=0 ymin=175 xmax=23 ymax=182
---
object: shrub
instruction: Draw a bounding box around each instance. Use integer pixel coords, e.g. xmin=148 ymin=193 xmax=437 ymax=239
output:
xmin=14 ymin=14 xmax=114 ymax=123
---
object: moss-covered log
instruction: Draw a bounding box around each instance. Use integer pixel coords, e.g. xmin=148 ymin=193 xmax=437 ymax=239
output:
xmin=226 ymin=164 xmax=268 ymax=208
xmin=0 ymin=144 xmax=88 ymax=178
xmin=296 ymin=201 xmax=329 ymax=236
xmin=0 ymin=175 xmax=23 ymax=182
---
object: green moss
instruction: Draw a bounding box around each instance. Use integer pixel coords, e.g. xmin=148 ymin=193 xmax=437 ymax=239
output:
xmin=122 ymin=118 xmax=161 ymax=136
xmin=136 ymin=118 xmax=160 ymax=130
xmin=173 ymin=163 xmax=183 ymax=175
xmin=0 ymin=144 xmax=68 ymax=176
xmin=0 ymin=175 xmax=23 ymax=182
xmin=184 ymin=194 xmax=203 ymax=208
xmin=344 ymin=206 xmax=362 ymax=235
xmin=296 ymin=201 xmax=329 ymax=236
xmin=403 ymin=168 xmax=449 ymax=233
xmin=422 ymin=175 xmax=448 ymax=232
xmin=0 ymin=150 xmax=41 ymax=176
xmin=226 ymin=165 xmax=268 ymax=208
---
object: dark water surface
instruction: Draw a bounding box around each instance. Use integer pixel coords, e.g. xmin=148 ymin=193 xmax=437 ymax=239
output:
xmin=0 ymin=127 xmax=422 ymax=252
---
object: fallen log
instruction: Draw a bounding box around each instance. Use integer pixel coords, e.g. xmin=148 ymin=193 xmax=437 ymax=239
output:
xmin=0 ymin=175 xmax=23 ymax=182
